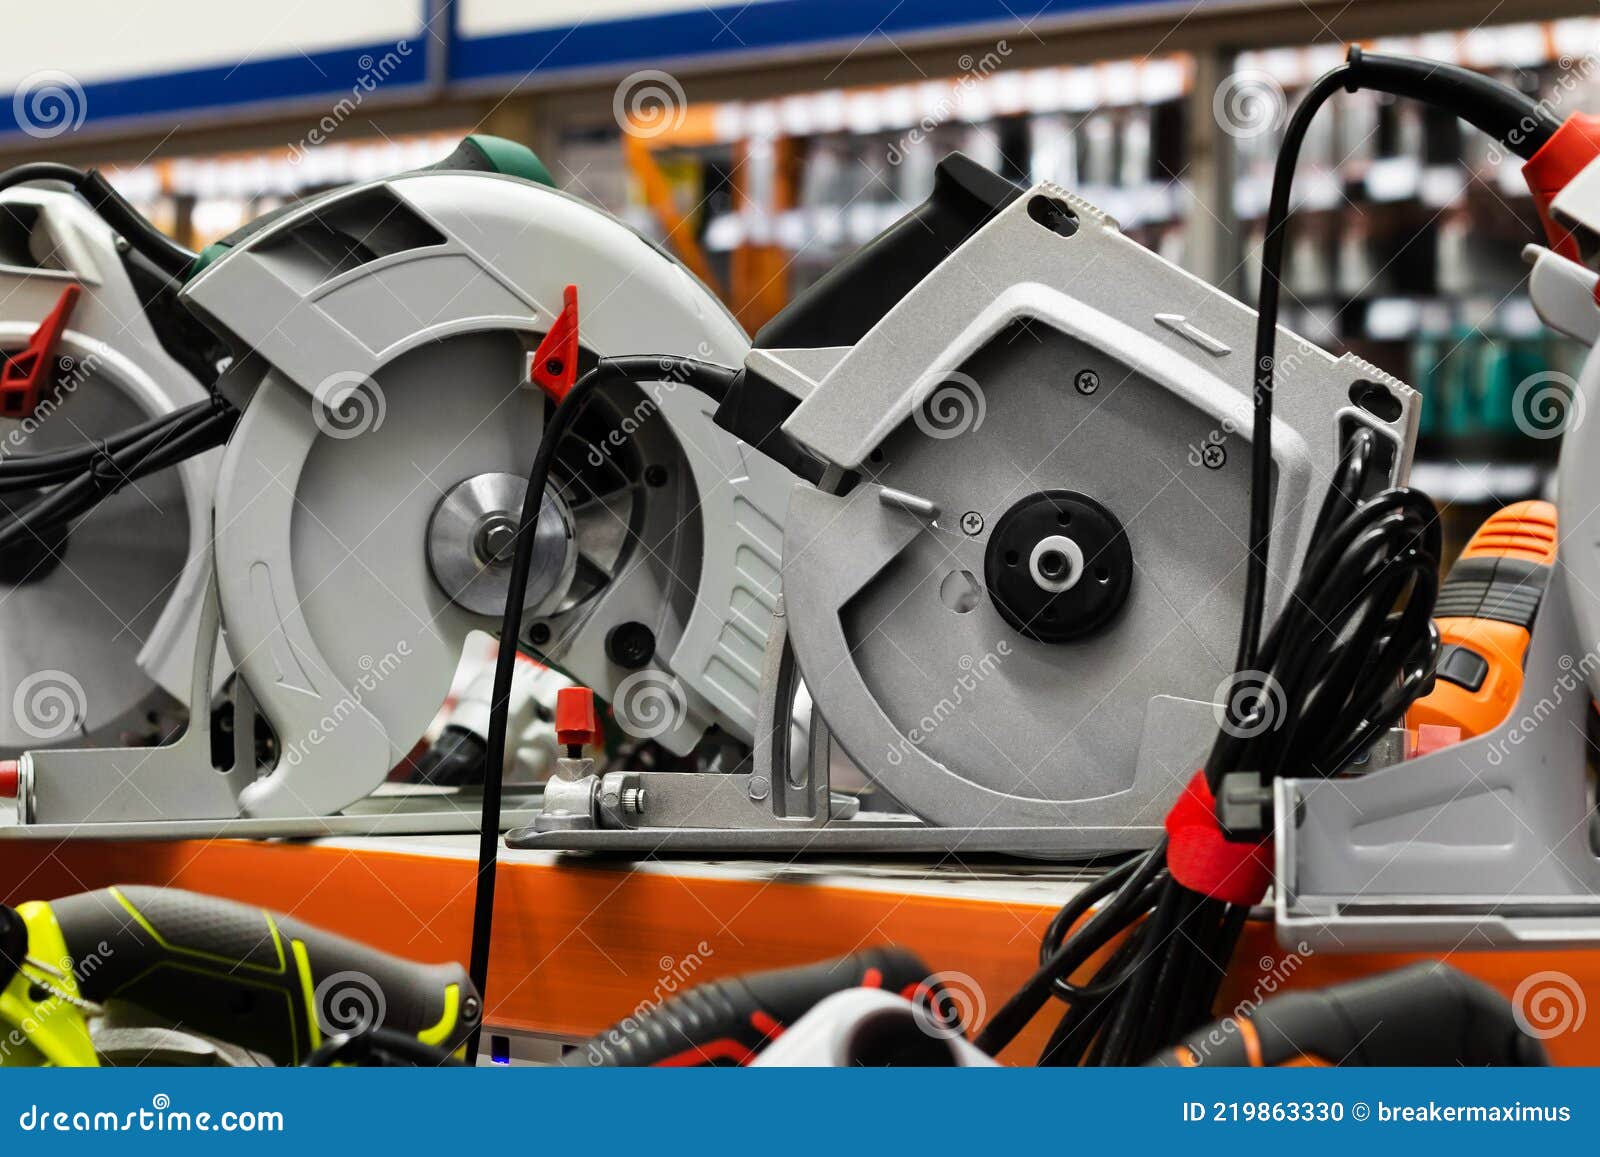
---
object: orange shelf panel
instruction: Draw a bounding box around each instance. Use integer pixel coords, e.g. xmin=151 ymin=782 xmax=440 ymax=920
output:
xmin=3 ymin=838 xmax=1599 ymax=1065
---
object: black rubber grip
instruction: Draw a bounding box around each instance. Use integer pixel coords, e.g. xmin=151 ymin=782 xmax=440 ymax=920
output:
xmin=569 ymin=946 xmax=937 ymax=1066
xmin=1432 ymin=555 xmax=1550 ymax=629
xmin=48 ymin=886 xmax=476 ymax=1065
xmin=1150 ymin=963 xmax=1547 ymax=1067
xmin=753 ymin=153 xmax=1021 ymax=351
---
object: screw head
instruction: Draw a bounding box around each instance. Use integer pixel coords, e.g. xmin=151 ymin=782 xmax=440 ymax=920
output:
xmin=960 ymin=511 xmax=985 ymax=536
xmin=1201 ymin=443 xmax=1226 ymax=470
xmin=1074 ymin=369 xmax=1100 ymax=395
xmin=474 ymin=514 xmax=520 ymax=565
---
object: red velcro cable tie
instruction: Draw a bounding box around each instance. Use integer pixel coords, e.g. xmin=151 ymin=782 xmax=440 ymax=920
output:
xmin=1164 ymin=771 xmax=1273 ymax=906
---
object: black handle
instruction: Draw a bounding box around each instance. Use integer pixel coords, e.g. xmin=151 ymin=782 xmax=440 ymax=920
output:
xmin=47 ymin=886 xmax=477 ymax=1066
xmin=1149 ymin=963 xmax=1547 ymax=1067
xmin=569 ymin=946 xmax=941 ymax=1066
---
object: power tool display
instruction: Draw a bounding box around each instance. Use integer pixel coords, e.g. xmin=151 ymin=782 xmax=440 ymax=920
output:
xmin=6 ymin=29 xmax=1600 ymax=1077
xmin=514 ymin=152 xmax=1419 ymax=855
xmin=0 ymin=134 xmax=796 ymax=837
xmin=0 ymin=884 xmax=475 ymax=1067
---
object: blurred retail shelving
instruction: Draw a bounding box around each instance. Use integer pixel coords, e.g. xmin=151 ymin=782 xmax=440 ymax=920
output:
xmin=573 ymin=53 xmax=1193 ymax=333
xmin=100 ymin=131 xmax=470 ymax=252
xmin=1233 ymin=19 xmax=1600 ymax=514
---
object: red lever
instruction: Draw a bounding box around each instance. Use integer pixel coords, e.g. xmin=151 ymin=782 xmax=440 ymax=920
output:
xmin=0 ymin=284 xmax=80 ymax=419
xmin=555 ymin=685 xmax=599 ymax=749
xmin=530 ymin=284 xmax=579 ymax=403
xmin=0 ymin=760 xmax=18 ymax=799
xmin=1523 ymin=113 xmax=1600 ymax=264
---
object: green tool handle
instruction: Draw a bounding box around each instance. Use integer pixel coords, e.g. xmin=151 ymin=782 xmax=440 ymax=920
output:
xmin=46 ymin=886 xmax=475 ymax=1066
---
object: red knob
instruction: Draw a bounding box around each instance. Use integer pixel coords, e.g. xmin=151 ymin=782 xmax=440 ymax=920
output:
xmin=0 ymin=759 xmax=18 ymax=798
xmin=555 ymin=686 xmax=599 ymax=748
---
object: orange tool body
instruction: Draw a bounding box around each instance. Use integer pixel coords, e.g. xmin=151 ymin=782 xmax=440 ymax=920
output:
xmin=1407 ymin=501 xmax=1557 ymax=739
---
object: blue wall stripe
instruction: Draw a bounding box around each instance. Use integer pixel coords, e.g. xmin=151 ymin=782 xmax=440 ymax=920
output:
xmin=450 ymin=0 xmax=1160 ymax=82
xmin=0 ymin=0 xmax=1175 ymax=137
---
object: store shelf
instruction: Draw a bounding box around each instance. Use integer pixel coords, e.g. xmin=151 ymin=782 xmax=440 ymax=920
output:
xmin=4 ymin=836 xmax=1600 ymax=1065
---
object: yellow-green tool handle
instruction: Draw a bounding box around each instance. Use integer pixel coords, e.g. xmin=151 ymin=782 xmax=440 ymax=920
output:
xmin=47 ymin=885 xmax=476 ymax=1065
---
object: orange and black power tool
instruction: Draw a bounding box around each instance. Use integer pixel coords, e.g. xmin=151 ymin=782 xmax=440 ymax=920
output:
xmin=1407 ymin=500 xmax=1558 ymax=741
xmin=1148 ymin=964 xmax=1547 ymax=1067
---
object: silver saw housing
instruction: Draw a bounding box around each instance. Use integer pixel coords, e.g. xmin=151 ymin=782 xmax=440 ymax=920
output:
xmin=516 ymin=159 xmax=1420 ymax=856
xmin=10 ymin=169 xmax=795 ymax=833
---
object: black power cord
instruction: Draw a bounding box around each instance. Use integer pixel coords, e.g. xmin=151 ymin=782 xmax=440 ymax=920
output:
xmin=0 ymin=162 xmax=197 ymax=280
xmin=0 ymin=397 xmax=236 ymax=559
xmin=464 ymin=354 xmax=740 ymax=1064
xmin=980 ymin=46 xmax=1549 ymax=1066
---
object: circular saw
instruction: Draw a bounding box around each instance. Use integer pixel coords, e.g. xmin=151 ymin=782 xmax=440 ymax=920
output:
xmin=0 ymin=185 xmax=218 ymax=756
xmin=12 ymin=141 xmax=796 ymax=832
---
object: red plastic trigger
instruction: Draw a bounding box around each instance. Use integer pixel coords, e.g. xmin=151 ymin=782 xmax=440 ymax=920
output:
xmin=1 ymin=284 xmax=81 ymax=418
xmin=530 ymin=285 xmax=579 ymax=402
